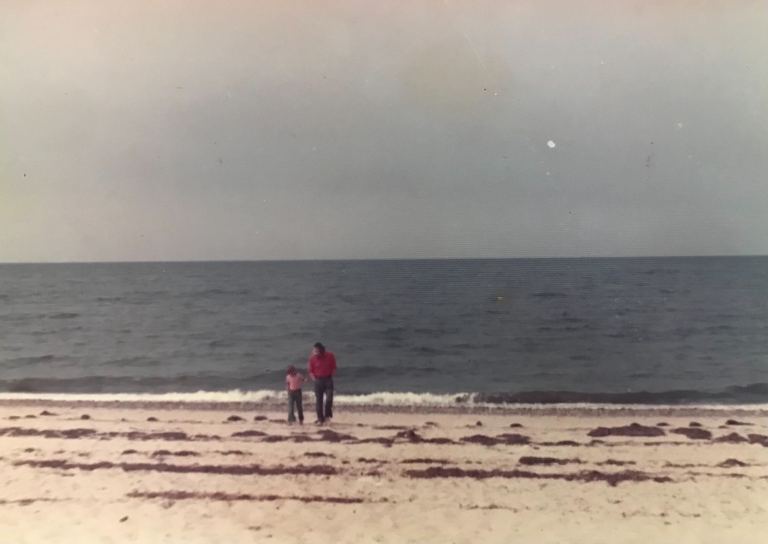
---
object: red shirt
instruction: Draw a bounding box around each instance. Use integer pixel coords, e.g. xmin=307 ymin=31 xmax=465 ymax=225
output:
xmin=308 ymin=352 xmax=337 ymax=378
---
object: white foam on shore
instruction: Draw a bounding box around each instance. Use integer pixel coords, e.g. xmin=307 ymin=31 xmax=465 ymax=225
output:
xmin=0 ymin=390 xmax=470 ymax=407
xmin=0 ymin=390 xmax=287 ymax=404
xmin=0 ymin=390 xmax=767 ymax=412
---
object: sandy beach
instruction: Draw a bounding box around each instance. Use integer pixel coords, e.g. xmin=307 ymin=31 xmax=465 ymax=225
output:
xmin=1 ymin=401 xmax=766 ymax=544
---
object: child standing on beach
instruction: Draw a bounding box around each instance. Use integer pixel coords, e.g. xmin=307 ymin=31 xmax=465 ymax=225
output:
xmin=285 ymin=365 xmax=305 ymax=424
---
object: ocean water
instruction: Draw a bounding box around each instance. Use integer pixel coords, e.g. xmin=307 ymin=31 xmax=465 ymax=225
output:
xmin=1 ymin=257 xmax=767 ymax=404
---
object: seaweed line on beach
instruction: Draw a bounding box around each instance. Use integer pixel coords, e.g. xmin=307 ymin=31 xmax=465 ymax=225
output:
xmin=518 ymin=456 xmax=583 ymax=466
xmin=403 ymin=467 xmax=673 ymax=486
xmin=0 ymin=427 xmax=221 ymax=442
xmin=14 ymin=459 xmax=338 ymax=476
xmin=127 ymin=490 xmax=372 ymax=504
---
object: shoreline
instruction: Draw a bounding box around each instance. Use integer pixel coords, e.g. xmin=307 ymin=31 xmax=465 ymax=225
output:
xmin=1 ymin=397 xmax=768 ymax=417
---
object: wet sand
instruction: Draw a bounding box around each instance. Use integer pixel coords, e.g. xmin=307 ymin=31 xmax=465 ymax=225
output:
xmin=1 ymin=402 xmax=767 ymax=543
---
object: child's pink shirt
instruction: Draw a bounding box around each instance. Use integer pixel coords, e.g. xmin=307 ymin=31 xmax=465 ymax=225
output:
xmin=286 ymin=372 xmax=305 ymax=391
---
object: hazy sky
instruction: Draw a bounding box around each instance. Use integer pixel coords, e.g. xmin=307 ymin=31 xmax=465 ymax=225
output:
xmin=2 ymin=0 xmax=767 ymax=262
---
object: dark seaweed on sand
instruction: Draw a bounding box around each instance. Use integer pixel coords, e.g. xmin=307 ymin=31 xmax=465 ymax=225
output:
xmin=15 ymin=459 xmax=338 ymax=476
xmin=460 ymin=434 xmax=530 ymax=446
xmin=518 ymin=456 xmax=582 ymax=466
xmin=404 ymin=467 xmax=672 ymax=486
xmin=671 ymin=427 xmax=712 ymax=440
xmin=128 ymin=490 xmax=366 ymax=504
xmin=588 ymin=423 xmax=665 ymax=438
xmin=714 ymin=433 xmax=749 ymax=443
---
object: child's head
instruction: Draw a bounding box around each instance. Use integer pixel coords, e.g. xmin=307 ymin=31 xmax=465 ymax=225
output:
xmin=287 ymin=365 xmax=297 ymax=376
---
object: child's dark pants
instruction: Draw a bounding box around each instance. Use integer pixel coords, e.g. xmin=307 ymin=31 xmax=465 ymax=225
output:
xmin=288 ymin=390 xmax=304 ymax=423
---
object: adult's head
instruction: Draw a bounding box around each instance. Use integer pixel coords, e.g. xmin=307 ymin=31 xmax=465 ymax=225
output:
xmin=313 ymin=342 xmax=326 ymax=356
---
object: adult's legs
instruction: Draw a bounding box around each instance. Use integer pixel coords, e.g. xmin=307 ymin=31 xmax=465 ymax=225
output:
xmin=324 ymin=378 xmax=334 ymax=420
xmin=314 ymin=380 xmax=325 ymax=422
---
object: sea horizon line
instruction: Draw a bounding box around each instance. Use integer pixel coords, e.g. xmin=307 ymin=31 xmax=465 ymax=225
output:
xmin=2 ymin=253 xmax=767 ymax=266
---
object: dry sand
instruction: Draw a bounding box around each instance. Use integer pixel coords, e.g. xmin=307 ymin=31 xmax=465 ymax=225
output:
xmin=0 ymin=401 xmax=766 ymax=543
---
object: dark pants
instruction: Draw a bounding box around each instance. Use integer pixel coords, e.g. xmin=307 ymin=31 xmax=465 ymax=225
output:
xmin=288 ymin=390 xmax=304 ymax=423
xmin=314 ymin=377 xmax=334 ymax=422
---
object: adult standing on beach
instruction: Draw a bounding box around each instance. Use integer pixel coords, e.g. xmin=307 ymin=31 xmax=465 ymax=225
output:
xmin=308 ymin=342 xmax=336 ymax=425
